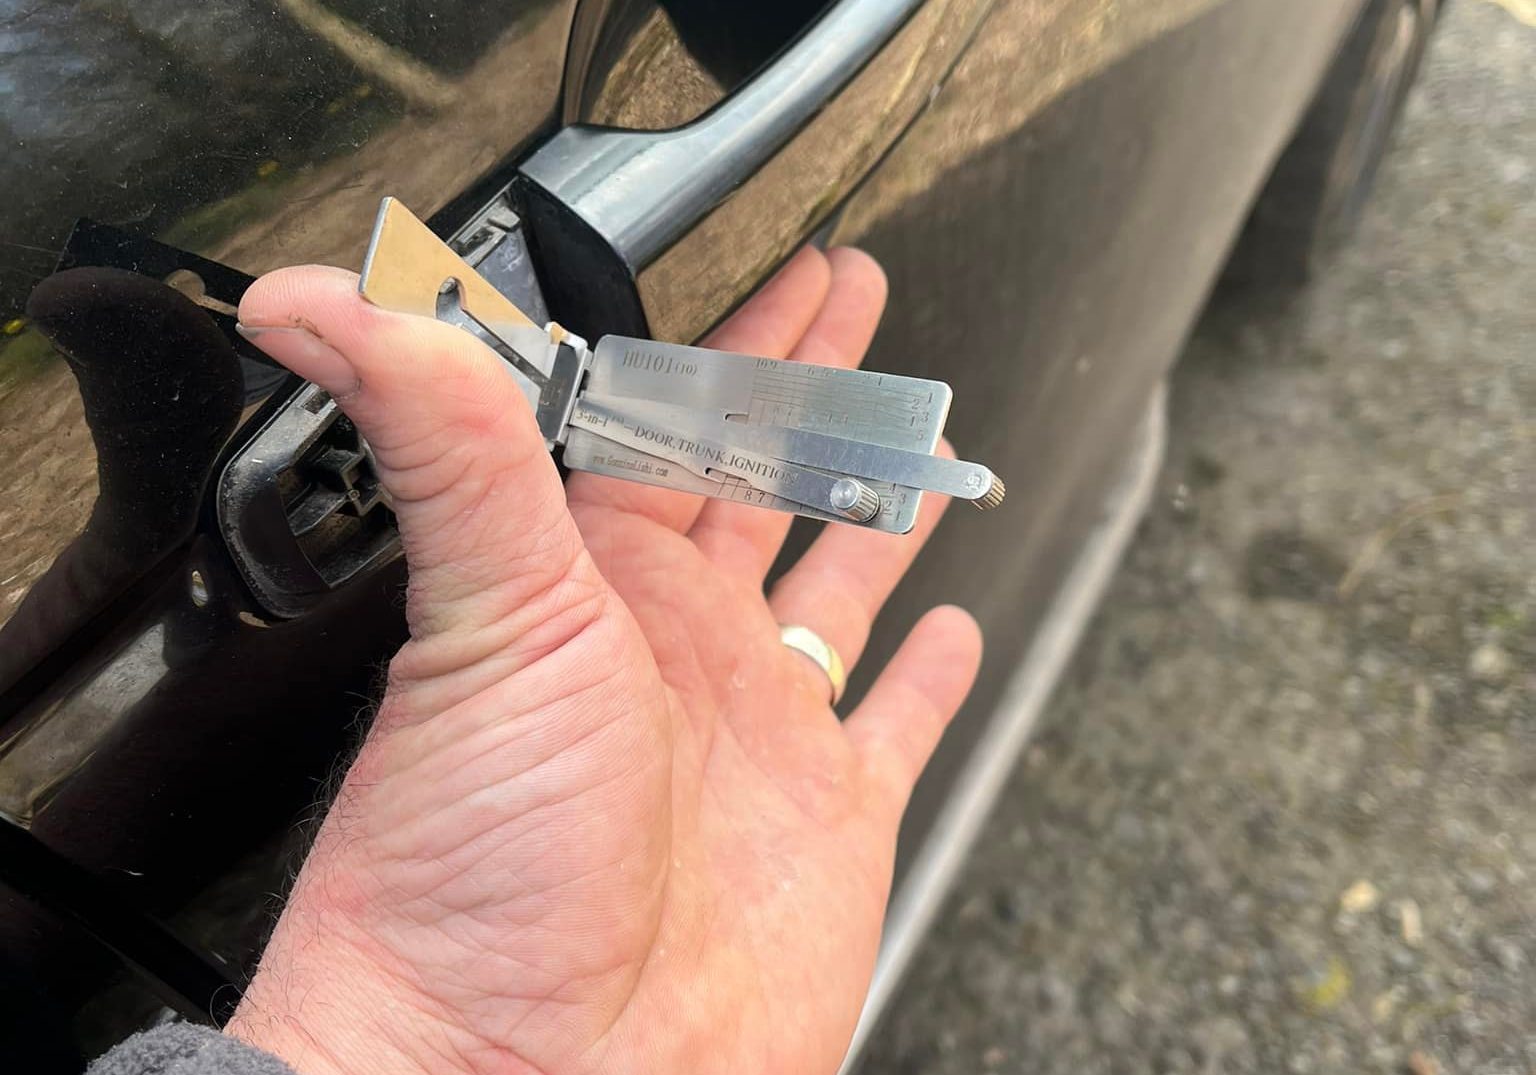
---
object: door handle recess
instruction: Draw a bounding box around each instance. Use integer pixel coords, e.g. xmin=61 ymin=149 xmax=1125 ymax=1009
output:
xmin=516 ymin=0 xmax=990 ymax=343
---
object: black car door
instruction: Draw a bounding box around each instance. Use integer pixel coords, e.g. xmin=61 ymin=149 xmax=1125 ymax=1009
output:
xmin=0 ymin=0 xmax=1363 ymax=1067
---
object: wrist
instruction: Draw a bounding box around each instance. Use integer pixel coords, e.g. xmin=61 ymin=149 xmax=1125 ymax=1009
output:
xmin=227 ymin=875 xmax=540 ymax=1075
xmin=226 ymin=926 xmax=424 ymax=1075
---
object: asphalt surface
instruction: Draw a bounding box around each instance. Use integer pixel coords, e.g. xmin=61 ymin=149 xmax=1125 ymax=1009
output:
xmin=866 ymin=3 xmax=1536 ymax=1073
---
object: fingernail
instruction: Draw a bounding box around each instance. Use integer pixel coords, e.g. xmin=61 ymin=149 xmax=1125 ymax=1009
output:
xmin=236 ymin=323 xmax=309 ymax=339
xmin=236 ymin=322 xmax=360 ymax=397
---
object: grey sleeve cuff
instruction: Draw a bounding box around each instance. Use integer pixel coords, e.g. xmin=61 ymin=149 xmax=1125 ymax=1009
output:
xmin=88 ymin=1024 xmax=298 ymax=1075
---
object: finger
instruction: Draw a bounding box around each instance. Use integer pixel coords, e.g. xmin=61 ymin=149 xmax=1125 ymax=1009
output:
xmin=767 ymin=442 xmax=956 ymax=684
xmin=687 ymin=247 xmax=888 ymax=581
xmin=237 ymin=265 xmax=592 ymax=658
xmin=564 ymin=247 xmax=832 ymax=533
xmin=845 ymin=606 xmax=983 ymax=822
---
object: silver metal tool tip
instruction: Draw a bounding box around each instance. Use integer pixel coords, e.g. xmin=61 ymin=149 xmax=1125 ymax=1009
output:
xmin=972 ymin=475 xmax=1006 ymax=510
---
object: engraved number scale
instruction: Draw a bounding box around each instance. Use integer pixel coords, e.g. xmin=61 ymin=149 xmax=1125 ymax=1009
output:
xmin=359 ymin=199 xmax=1004 ymax=534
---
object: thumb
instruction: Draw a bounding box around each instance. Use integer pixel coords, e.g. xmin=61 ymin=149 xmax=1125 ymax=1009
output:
xmin=237 ymin=264 xmax=591 ymax=651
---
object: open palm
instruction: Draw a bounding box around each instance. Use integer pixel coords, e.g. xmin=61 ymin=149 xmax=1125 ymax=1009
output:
xmin=226 ymin=248 xmax=981 ymax=1075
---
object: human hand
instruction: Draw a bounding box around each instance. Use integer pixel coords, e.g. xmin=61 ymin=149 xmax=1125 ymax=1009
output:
xmin=225 ymin=248 xmax=982 ymax=1075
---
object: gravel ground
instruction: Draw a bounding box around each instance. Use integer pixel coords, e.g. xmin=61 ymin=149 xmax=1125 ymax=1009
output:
xmin=867 ymin=3 xmax=1536 ymax=1073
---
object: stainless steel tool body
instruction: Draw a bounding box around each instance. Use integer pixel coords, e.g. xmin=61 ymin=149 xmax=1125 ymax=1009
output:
xmin=359 ymin=199 xmax=1002 ymax=534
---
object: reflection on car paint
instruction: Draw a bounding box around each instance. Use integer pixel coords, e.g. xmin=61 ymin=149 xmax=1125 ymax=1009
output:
xmin=0 ymin=0 xmax=573 ymax=630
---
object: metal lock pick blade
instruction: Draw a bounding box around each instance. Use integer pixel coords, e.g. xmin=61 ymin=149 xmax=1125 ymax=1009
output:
xmin=358 ymin=199 xmax=1003 ymax=534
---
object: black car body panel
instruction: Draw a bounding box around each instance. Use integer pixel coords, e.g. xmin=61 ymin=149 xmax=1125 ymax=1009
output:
xmin=0 ymin=0 xmax=1363 ymax=1066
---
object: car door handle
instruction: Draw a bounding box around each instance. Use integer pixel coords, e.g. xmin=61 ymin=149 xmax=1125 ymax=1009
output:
xmin=516 ymin=0 xmax=991 ymax=343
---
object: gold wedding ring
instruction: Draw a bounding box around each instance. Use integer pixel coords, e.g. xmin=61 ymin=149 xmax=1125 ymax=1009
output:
xmin=779 ymin=625 xmax=847 ymax=704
